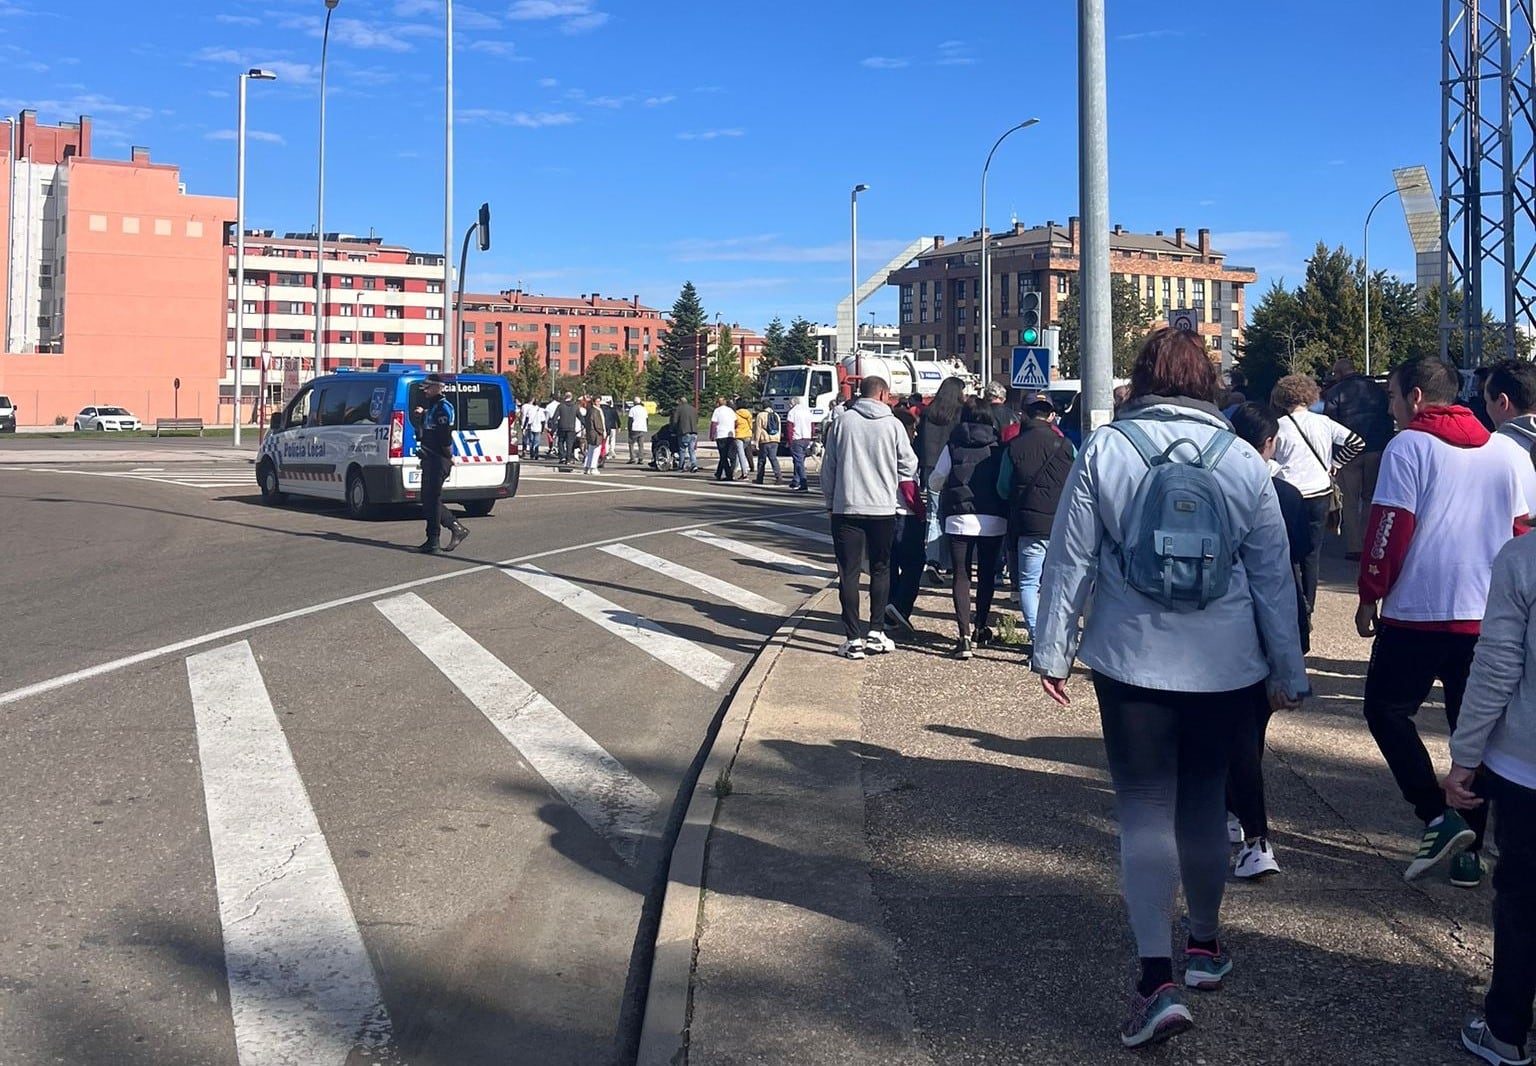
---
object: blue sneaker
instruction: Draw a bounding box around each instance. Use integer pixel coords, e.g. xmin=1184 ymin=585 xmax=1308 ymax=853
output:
xmin=1120 ymin=983 xmax=1193 ymax=1048
xmin=1184 ymin=944 xmax=1234 ymax=990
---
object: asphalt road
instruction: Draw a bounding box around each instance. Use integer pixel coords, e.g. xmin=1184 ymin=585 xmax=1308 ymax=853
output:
xmin=0 ymin=449 xmax=834 ymax=1066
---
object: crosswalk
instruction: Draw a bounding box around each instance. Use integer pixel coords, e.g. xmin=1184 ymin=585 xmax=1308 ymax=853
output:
xmin=3 ymin=517 xmax=837 ymax=1066
xmin=19 ymin=460 xmax=256 ymax=490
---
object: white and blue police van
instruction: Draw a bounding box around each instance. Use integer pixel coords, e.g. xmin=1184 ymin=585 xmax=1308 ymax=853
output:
xmin=256 ymin=365 xmax=520 ymax=519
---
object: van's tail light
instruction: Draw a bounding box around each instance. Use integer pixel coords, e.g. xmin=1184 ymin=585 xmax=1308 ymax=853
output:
xmin=388 ymin=410 xmax=404 ymax=459
xmin=508 ymin=416 xmax=519 ymax=457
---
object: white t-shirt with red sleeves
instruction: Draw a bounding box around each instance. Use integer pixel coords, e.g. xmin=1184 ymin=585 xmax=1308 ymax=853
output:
xmin=1371 ymin=429 xmax=1527 ymax=623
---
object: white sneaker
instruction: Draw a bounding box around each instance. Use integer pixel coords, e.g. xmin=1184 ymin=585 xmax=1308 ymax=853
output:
xmin=835 ymin=639 xmax=865 ymax=660
xmin=864 ymin=631 xmax=895 ymax=654
xmin=1234 ymin=838 xmax=1280 ymax=880
xmin=1227 ymin=814 xmax=1244 ymax=845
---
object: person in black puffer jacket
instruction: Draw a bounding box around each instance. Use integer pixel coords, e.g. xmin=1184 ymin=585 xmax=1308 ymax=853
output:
xmin=914 ymin=377 xmax=966 ymax=575
xmin=1321 ymin=358 xmax=1393 ymax=560
xmin=928 ymin=402 xmax=1008 ymax=659
xmin=997 ymin=406 xmax=1074 ymax=642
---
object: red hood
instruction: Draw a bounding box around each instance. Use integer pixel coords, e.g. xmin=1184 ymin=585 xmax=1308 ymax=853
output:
xmin=1405 ymin=405 xmax=1489 ymax=448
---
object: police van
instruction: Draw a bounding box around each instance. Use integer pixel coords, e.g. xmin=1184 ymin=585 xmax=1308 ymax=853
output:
xmin=256 ymin=365 xmax=520 ymax=519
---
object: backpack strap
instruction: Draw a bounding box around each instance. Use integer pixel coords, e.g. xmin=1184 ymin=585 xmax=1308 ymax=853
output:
xmin=1107 ymin=420 xmax=1161 ymax=468
xmin=1197 ymin=429 xmax=1236 ymax=470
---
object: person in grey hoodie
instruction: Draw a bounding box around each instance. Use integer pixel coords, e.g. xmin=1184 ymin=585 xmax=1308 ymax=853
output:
xmin=1444 ymin=532 xmax=1536 ymax=1066
xmin=1031 ymin=328 xmax=1309 ymax=1050
xmin=1483 ymin=359 xmax=1536 ymax=521
xmin=820 ymin=375 xmax=919 ymax=660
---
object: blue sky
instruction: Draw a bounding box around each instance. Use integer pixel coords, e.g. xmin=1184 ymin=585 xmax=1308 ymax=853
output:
xmin=6 ymin=0 xmax=1441 ymax=331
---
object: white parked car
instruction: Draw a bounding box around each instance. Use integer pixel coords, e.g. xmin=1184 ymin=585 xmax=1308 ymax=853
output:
xmin=74 ymin=406 xmax=142 ymax=431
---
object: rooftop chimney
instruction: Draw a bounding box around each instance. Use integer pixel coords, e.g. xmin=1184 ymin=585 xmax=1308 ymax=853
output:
xmin=1069 ymin=215 xmax=1081 ymax=255
xmin=933 ymin=235 xmax=945 ymax=248
xmin=1175 ymin=227 xmax=1186 ymax=248
xmin=130 ymin=146 xmax=150 ymax=162
xmin=1155 ymin=230 xmax=1164 ymax=237
xmin=1113 ymin=223 xmax=1124 ymax=235
xmin=1198 ymin=227 xmax=1211 ymax=257
xmin=632 ymin=293 xmax=640 ymax=307
xmin=1013 ymin=221 xmax=1025 ymax=235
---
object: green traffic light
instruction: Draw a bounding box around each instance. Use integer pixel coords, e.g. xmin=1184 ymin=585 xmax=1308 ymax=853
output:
xmin=1022 ymin=327 xmax=1039 ymax=345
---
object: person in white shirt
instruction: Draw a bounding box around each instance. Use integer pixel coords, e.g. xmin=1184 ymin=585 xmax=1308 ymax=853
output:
xmin=522 ymin=401 xmax=547 ymax=460
xmin=786 ymin=397 xmax=814 ymax=492
xmin=710 ymin=398 xmax=738 ymax=481
xmin=627 ymin=398 xmax=649 ymax=464
xmin=1483 ymin=359 xmax=1536 ymax=520
xmin=1270 ymin=374 xmax=1364 ymax=614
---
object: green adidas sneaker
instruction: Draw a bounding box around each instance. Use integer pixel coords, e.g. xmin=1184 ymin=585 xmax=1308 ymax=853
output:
xmin=1404 ymin=810 xmax=1476 ymax=882
xmin=1450 ymin=851 xmax=1486 ymax=889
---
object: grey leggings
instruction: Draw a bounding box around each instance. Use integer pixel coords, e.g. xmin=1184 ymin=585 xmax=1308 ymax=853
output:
xmin=1094 ymin=673 xmax=1256 ymax=958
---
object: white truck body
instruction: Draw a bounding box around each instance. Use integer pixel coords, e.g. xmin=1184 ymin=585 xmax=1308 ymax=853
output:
xmin=760 ymin=352 xmax=973 ymax=427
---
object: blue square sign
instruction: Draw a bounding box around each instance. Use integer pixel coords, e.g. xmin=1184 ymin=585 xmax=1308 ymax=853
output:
xmin=1011 ymin=347 xmax=1051 ymax=390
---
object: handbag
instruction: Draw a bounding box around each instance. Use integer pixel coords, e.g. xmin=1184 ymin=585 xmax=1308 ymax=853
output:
xmin=1288 ymin=414 xmax=1344 ymax=533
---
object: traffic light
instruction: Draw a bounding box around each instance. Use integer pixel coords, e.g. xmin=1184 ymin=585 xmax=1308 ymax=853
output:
xmin=476 ymin=202 xmax=491 ymax=252
xmin=1020 ymin=290 xmax=1042 ymax=346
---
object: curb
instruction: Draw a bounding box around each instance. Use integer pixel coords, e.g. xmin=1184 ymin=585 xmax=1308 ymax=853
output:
xmin=634 ymin=583 xmax=836 ymax=1066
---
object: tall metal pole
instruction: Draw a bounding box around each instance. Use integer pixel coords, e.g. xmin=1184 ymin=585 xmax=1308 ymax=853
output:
xmin=234 ymin=73 xmax=248 ymax=445
xmin=851 ymin=183 xmax=867 ymax=383
xmin=1363 ymin=188 xmax=1396 ymax=377
xmin=1078 ymin=0 xmax=1113 ymax=431
xmin=979 ymin=119 xmax=1040 ymax=382
xmin=444 ymin=0 xmax=456 ymax=371
xmin=317 ymin=0 xmax=338 ymax=377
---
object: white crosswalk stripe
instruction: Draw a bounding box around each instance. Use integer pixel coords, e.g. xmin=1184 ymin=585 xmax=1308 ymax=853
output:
xmin=680 ymin=529 xmax=835 ymax=576
xmin=752 ymin=519 xmax=831 ymax=544
xmin=597 ymin=542 xmax=786 ymax=615
xmin=503 ymin=563 xmax=734 ymax=690
xmin=34 ymin=463 xmax=256 ymax=489
xmin=376 ymin=592 xmax=659 ymax=864
xmin=186 ymin=641 xmax=393 ymax=1066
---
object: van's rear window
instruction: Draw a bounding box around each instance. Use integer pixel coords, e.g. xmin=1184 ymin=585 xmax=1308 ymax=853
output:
xmin=408 ymin=381 xmax=505 ymax=430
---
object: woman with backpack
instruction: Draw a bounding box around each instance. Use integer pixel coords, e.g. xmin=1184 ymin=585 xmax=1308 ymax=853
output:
xmin=927 ymin=402 xmax=1008 ymax=659
xmin=1031 ymin=328 xmax=1310 ymax=1050
xmin=753 ymin=403 xmax=783 ymax=484
xmin=914 ymin=377 xmax=966 ymax=579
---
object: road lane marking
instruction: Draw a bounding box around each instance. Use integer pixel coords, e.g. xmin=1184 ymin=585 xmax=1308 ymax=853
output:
xmin=502 ymin=565 xmax=733 ymax=690
xmin=186 ymin=642 xmax=392 ymax=1066
xmin=752 ymin=519 xmax=831 ymax=544
xmin=679 ymin=529 xmax=834 ymax=576
xmin=0 ymin=509 xmax=813 ymax=709
xmin=375 ymin=593 xmax=659 ymax=863
xmin=597 ymin=542 xmax=786 ymax=615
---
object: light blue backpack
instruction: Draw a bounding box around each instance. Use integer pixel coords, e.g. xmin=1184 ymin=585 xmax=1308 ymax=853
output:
xmin=1108 ymin=420 xmax=1237 ymax=611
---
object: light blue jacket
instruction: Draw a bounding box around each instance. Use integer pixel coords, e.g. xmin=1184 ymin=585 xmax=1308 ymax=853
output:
xmin=1031 ymin=398 xmax=1309 ymax=697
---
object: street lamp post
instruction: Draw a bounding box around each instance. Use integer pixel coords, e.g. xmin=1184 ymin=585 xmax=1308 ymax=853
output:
xmin=444 ymin=0 xmax=456 ymax=371
xmin=851 ymin=183 xmax=869 ymax=384
xmin=1362 ymin=180 xmax=1426 ymax=376
xmin=980 ymin=118 xmax=1039 ymax=380
xmin=234 ymin=67 xmax=278 ymax=446
xmin=316 ymin=0 xmax=339 ymax=376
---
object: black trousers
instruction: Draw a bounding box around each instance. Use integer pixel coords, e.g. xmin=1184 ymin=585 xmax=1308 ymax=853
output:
xmin=557 ymin=428 xmax=580 ymax=464
xmin=421 ymin=453 xmax=454 ymax=542
xmin=1363 ymin=623 xmax=1488 ymax=849
xmin=889 ymin=513 xmax=927 ymax=617
xmin=831 ymin=514 xmax=894 ymax=640
xmin=1225 ymin=692 xmax=1275 ymax=841
xmin=1298 ymin=492 xmax=1331 ymax=614
xmin=1486 ymin=771 xmax=1536 ymax=1047
xmin=948 ymin=534 xmax=1003 ymax=637
xmin=714 ymin=439 xmax=734 ymax=479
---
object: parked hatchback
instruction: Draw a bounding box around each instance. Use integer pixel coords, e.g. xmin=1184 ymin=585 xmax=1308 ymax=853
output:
xmin=0 ymin=395 xmax=15 ymax=432
xmin=75 ymin=406 xmax=141 ymax=431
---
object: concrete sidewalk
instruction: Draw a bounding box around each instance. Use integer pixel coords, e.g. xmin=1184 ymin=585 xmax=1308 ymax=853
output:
xmin=0 ymin=445 xmax=256 ymax=464
xmin=655 ymin=552 xmax=1497 ymax=1065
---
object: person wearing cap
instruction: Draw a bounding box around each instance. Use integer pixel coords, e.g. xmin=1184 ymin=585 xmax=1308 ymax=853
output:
xmin=627 ymin=397 xmax=649 ymax=464
xmin=413 ymin=375 xmax=470 ymax=554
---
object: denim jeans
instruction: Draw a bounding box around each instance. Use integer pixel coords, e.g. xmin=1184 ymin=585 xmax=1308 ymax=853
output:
xmin=1016 ymin=535 xmax=1050 ymax=636
xmin=733 ymin=438 xmax=748 ymax=478
xmin=789 ymin=440 xmax=809 ymax=488
xmin=755 ymin=441 xmax=781 ymax=481
xmin=680 ymin=432 xmax=698 ymax=470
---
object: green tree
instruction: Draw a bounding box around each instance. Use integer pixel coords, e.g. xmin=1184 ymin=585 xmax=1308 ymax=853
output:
xmin=504 ymin=343 xmax=548 ymax=403
xmin=752 ymin=316 xmax=787 ymax=393
xmin=1056 ymin=275 xmax=1155 ymax=378
xmin=584 ymin=352 xmax=638 ymax=401
xmin=645 ymin=281 xmax=704 ymax=413
xmin=782 ymin=316 xmax=818 ymax=365
xmin=709 ymin=324 xmax=747 ymax=403
xmin=552 ymin=372 xmax=586 ymax=399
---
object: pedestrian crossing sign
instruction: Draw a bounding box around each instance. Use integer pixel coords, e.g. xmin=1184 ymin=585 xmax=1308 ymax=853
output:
xmin=1011 ymin=347 xmax=1050 ymax=390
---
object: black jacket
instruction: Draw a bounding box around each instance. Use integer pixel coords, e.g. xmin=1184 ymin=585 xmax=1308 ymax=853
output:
xmin=555 ymin=400 xmax=580 ymax=432
xmin=1322 ymin=374 xmax=1392 ymax=452
xmin=1273 ymin=476 xmax=1313 ymax=653
xmin=670 ymin=401 xmax=698 ymax=436
xmin=940 ymin=422 xmax=1007 ymax=521
xmin=417 ymin=396 xmax=455 ymax=461
xmin=1004 ymin=418 xmax=1073 ymax=537
xmin=915 ymin=413 xmax=957 ymax=472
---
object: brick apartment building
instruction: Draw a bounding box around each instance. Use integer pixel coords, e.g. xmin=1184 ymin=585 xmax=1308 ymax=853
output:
xmin=683 ymin=323 xmax=766 ymax=395
xmin=457 ymin=289 xmax=669 ymax=382
xmin=1 ymin=110 xmax=234 ymax=425
xmin=889 ymin=217 xmax=1258 ymax=379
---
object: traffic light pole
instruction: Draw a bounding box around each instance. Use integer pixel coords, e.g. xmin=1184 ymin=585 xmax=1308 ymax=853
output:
xmin=1078 ymin=0 xmax=1113 ymax=431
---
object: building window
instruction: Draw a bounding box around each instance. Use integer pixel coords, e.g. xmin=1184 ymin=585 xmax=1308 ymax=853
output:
xmin=972 ymin=278 xmax=981 ymax=300
xmin=338 ymin=304 xmax=354 ymax=317
xmin=567 ymin=326 xmax=579 ymax=337
xmin=339 ymin=332 xmax=353 ymax=343
xmin=385 ymin=279 xmax=404 ymax=292
xmin=551 ymin=342 xmax=562 ymax=354
xmin=1057 ymin=273 xmax=1069 ymax=294
xmin=900 ymin=284 xmax=913 ymax=323
xmin=425 ymin=307 xmax=442 ymax=320
xmin=287 ymin=301 xmax=306 ymax=315
xmin=957 ymin=334 xmax=967 ymax=353
xmin=361 ymin=331 xmax=376 ymax=343
xmin=384 ymin=333 xmax=403 ymax=345
xmin=1000 ymin=274 xmax=1010 ymax=314
xmin=427 ymin=281 xmax=442 ymax=293
xmin=281 ymin=330 xmax=305 ymax=341
xmin=361 ymin=305 xmax=376 ymax=317
xmin=1000 ymin=330 xmax=1010 ymax=346
xmin=425 ymin=333 xmax=441 ymax=346
xmin=242 ymin=301 xmax=257 ymax=314
xmin=1177 ymin=278 xmax=1187 ymax=305
xmin=363 ymin=277 xmax=378 ymax=290
xmin=384 ymin=307 xmax=402 ymax=319
xmin=1211 ymin=337 xmax=1223 ymax=350
xmin=123 ymin=216 xmax=140 ymax=234
xmin=464 ymin=322 xmax=476 ymax=333
xmin=338 ymin=276 xmax=354 ymax=288
xmin=1162 ymin=277 xmax=1172 ymax=305
xmin=484 ymin=340 xmax=495 ymax=353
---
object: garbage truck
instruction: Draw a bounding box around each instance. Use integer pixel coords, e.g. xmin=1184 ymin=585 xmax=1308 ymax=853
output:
xmin=760 ymin=352 xmax=974 ymax=429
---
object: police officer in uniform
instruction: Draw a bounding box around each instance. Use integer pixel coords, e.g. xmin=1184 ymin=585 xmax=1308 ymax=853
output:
xmin=414 ymin=374 xmax=470 ymax=554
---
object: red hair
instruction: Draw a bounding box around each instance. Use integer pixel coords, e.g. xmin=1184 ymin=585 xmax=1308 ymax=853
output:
xmin=1129 ymin=327 xmax=1220 ymax=404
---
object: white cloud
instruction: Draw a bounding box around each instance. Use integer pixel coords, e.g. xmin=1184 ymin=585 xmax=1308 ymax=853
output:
xmin=1208 ymin=231 xmax=1290 ymax=253
xmin=676 ymin=128 xmax=744 ymax=141
xmin=860 ymin=56 xmax=908 ymax=69
xmin=670 ymin=235 xmax=915 ymax=264
xmin=278 ymin=13 xmax=436 ymax=52
xmin=468 ymin=39 xmax=527 ymax=58
xmin=197 ymin=47 xmax=321 ymax=86
xmin=0 ymin=92 xmax=155 ymax=144
xmin=587 ymin=94 xmax=629 ymax=108
xmin=457 ymin=108 xmax=576 ymax=127
xmin=215 ymin=14 xmax=260 ymax=25
xmin=1116 ymin=28 xmax=1187 ymax=42
xmin=644 ymin=94 xmax=676 ymax=107
xmin=206 ymin=128 xmax=286 ymax=145
xmin=507 ymin=0 xmax=608 ymax=33
xmin=935 ymin=40 xmax=976 ymax=66
xmin=538 ymin=76 xmax=559 ymax=87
